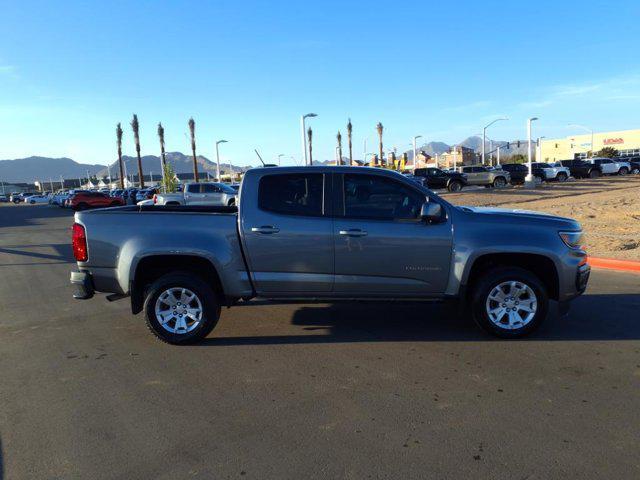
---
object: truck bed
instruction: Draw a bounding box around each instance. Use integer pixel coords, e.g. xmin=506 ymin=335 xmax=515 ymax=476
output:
xmin=98 ymin=205 xmax=238 ymax=214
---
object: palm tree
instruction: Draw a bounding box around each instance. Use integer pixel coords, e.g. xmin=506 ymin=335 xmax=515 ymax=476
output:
xmin=307 ymin=127 xmax=313 ymax=165
xmin=376 ymin=122 xmax=384 ymax=167
xmin=347 ymin=118 xmax=353 ymax=165
xmin=131 ymin=114 xmax=144 ymax=187
xmin=157 ymin=122 xmax=166 ymax=190
xmin=188 ymin=117 xmax=199 ymax=182
xmin=116 ymin=123 xmax=124 ymax=189
xmin=336 ymin=131 xmax=343 ymax=165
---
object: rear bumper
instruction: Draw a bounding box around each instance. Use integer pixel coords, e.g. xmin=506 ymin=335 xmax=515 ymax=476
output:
xmin=70 ymin=271 xmax=95 ymax=299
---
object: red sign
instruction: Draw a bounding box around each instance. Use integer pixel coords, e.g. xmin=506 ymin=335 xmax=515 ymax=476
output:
xmin=603 ymin=138 xmax=624 ymax=145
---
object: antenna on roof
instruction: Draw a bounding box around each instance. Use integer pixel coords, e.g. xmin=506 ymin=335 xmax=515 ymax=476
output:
xmin=254 ymin=149 xmax=266 ymax=167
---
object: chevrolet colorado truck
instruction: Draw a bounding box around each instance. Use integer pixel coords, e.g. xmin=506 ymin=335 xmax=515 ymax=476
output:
xmin=70 ymin=166 xmax=590 ymax=344
xmin=460 ymin=165 xmax=511 ymax=187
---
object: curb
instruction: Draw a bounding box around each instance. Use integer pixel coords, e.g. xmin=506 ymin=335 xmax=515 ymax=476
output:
xmin=588 ymin=256 xmax=640 ymax=273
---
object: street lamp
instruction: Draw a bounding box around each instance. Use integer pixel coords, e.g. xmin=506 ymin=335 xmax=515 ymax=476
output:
xmin=300 ymin=113 xmax=317 ymax=166
xmin=412 ymin=135 xmax=422 ymax=173
xmin=525 ymin=117 xmax=539 ymax=187
xmin=482 ymin=117 xmax=508 ymax=165
xmin=215 ymin=140 xmax=228 ymax=181
xmin=568 ymin=124 xmax=594 ymax=158
xmin=277 ymin=154 xmax=285 ymax=166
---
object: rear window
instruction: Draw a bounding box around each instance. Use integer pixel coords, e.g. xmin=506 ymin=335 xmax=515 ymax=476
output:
xmin=258 ymin=173 xmax=324 ymax=216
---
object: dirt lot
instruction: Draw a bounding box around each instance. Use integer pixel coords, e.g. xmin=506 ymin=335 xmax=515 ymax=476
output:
xmin=442 ymin=175 xmax=640 ymax=261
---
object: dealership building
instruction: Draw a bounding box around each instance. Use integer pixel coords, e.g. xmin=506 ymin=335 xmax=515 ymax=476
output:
xmin=540 ymin=128 xmax=640 ymax=162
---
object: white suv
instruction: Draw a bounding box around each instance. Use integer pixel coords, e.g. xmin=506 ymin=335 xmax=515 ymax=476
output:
xmin=588 ymin=157 xmax=630 ymax=175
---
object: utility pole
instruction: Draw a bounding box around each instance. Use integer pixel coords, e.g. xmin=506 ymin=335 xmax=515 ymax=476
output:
xmin=525 ymin=117 xmax=538 ymax=188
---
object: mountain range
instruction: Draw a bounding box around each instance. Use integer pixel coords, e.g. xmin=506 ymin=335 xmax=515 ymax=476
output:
xmin=1 ymin=137 xmax=534 ymax=183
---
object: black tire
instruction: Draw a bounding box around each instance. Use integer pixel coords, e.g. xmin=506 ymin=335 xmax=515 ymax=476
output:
xmin=228 ymin=198 xmax=236 ymax=206
xmin=631 ymin=167 xmax=640 ymax=175
xmin=492 ymin=177 xmax=507 ymax=188
xmin=447 ymin=180 xmax=463 ymax=192
xmin=470 ymin=267 xmax=548 ymax=339
xmin=589 ymin=169 xmax=600 ymax=178
xmin=556 ymin=172 xmax=568 ymax=182
xmin=143 ymin=272 xmax=221 ymax=345
xmin=618 ymin=167 xmax=628 ymax=176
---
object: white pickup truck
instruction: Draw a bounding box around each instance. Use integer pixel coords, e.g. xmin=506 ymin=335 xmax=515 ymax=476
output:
xmin=532 ymin=162 xmax=571 ymax=182
xmin=154 ymin=182 xmax=238 ymax=206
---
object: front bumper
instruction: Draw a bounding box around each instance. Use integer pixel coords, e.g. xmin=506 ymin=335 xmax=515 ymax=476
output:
xmin=576 ymin=263 xmax=590 ymax=293
xmin=70 ymin=271 xmax=95 ymax=299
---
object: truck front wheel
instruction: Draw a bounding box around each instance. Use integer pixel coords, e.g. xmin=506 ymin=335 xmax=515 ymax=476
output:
xmin=447 ymin=180 xmax=463 ymax=192
xmin=143 ymin=272 xmax=221 ymax=344
xmin=470 ymin=267 xmax=548 ymax=338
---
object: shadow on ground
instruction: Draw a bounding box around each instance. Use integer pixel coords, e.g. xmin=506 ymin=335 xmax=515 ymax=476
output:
xmin=0 ymin=204 xmax=74 ymax=229
xmin=198 ymin=293 xmax=640 ymax=346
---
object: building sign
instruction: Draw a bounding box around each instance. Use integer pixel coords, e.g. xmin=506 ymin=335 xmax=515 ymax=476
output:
xmin=603 ymin=138 xmax=624 ymax=145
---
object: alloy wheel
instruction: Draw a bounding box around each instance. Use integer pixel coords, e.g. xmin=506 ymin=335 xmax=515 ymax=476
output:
xmin=155 ymin=287 xmax=204 ymax=334
xmin=485 ymin=280 xmax=537 ymax=330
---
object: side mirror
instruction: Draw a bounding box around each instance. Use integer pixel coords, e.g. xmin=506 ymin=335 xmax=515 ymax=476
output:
xmin=420 ymin=201 xmax=443 ymax=222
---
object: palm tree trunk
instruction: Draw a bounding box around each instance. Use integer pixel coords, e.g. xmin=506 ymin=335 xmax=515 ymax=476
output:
xmin=376 ymin=122 xmax=384 ymax=167
xmin=116 ymin=123 xmax=124 ymax=189
xmin=347 ymin=119 xmax=353 ymax=166
xmin=337 ymin=131 xmax=343 ymax=165
xmin=188 ymin=118 xmax=199 ymax=182
xmin=307 ymin=127 xmax=313 ymax=165
xmin=157 ymin=122 xmax=167 ymax=191
xmin=131 ymin=114 xmax=144 ymax=188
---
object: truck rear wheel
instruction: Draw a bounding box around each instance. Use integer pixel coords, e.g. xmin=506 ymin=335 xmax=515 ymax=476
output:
xmin=492 ymin=176 xmax=507 ymax=188
xmin=556 ymin=172 xmax=568 ymax=182
xmin=470 ymin=267 xmax=548 ymax=338
xmin=143 ymin=272 xmax=221 ymax=344
xmin=589 ymin=169 xmax=600 ymax=178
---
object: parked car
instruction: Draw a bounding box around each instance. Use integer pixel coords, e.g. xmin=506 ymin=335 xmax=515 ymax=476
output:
xmin=154 ymin=182 xmax=237 ymax=206
xmin=616 ymin=156 xmax=640 ymax=174
xmin=24 ymin=194 xmax=50 ymax=204
xmin=50 ymin=190 xmax=70 ymax=206
xmin=531 ymin=162 xmax=571 ymax=182
xmin=69 ymin=191 xmax=125 ymax=210
xmin=587 ymin=157 xmax=631 ymax=175
xmin=558 ymin=159 xmax=601 ymax=179
xmin=12 ymin=192 xmax=38 ymax=203
xmin=136 ymin=188 xmax=158 ymax=203
xmin=0 ymin=194 xmax=8 ymax=202
xmin=413 ymin=167 xmax=468 ymax=192
xmin=500 ymin=163 xmax=546 ymax=184
xmin=460 ymin=165 xmax=511 ymax=187
xmin=70 ymin=166 xmax=589 ymax=344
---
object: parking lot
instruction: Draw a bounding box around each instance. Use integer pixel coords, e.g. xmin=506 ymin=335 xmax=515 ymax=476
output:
xmin=1 ymin=202 xmax=639 ymax=479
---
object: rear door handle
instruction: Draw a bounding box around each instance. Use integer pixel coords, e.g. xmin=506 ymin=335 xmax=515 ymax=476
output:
xmin=339 ymin=229 xmax=368 ymax=237
xmin=251 ymin=226 xmax=280 ymax=234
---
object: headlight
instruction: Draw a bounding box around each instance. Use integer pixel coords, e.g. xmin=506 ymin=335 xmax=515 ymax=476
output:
xmin=559 ymin=231 xmax=584 ymax=249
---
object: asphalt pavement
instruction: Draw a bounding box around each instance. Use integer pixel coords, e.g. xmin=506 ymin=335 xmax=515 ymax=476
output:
xmin=1 ymin=204 xmax=639 ymax=479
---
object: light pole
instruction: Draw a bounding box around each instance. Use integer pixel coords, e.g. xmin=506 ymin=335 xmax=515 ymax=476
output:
xmin=412 ymin=135 xmax=422 ymax=173
xmin=300 ymin=113 xmax=317 ymax=166
xmin=496 ymin=145 xmax=501 ymax=166
xmin=568 ymin=124 xmax=594 ymax=158
xmin=215 ymin=140 xmax=228 ymax=181
xmin=536 ymin=136 xmax=546 ymax=163
xmin=525 ymin=117 xmax=539 ymax=187
xmin=277 ymin=154 xmax=285 ymax=166
xmin=482 ymin=117 xmax=508 ymax=165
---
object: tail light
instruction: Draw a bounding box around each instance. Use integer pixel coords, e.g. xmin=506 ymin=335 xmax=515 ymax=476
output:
xmin=72 ymin=223 xmax=88 ymax=261
xmin=153 ymin=194 xmax=157 ymax=204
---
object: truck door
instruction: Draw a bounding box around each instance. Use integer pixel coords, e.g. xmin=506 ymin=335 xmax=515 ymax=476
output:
xmin=202 ymin=184 xmax=224 ymax=205
xmin=332 ymin=173 xmax=452 ymax=295
xmin=183 ymin=184 xmax=204 ymax=204
xmin=240 ymin=172 xmax=334 ymax=294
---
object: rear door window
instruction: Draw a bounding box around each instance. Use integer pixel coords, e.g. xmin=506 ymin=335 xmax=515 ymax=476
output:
xmin=258 ymin=173 xmax=324 ymax=216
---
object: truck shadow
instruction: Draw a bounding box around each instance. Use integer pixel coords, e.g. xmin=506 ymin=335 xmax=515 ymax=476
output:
xmin=0 ymin=243 xmax=73 ymax=267
xmin=0 ymin=205 xmax=74 ymax=229
xmin=202 ymin=293 xmax=640 ymax=345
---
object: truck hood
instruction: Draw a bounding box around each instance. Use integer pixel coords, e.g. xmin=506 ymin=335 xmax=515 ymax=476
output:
xmin=461 ymin=206 xmax=578 ymax=226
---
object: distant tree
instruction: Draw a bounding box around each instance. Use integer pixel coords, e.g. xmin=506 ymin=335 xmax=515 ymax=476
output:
xmin=157 ymin=122 xmax=167 ymax=191
xmin=376 ymin=122 xmax=384 ymax=166
xmin=116 ymin=123 xmax=124 ymax=189
xmin=508 ymin=153 xmax=527 ymax=164
xmin=188 ymin=118 xmax=199 ymax=182
xmin=307 ymin=127 xmax=313 ymax=165
xmin=347 ymin=118 xmax=353 ymax=165
xmin=162 ymin=162 xmax=178 ymax=193
xmin=597 ymin=146 xmax=618 ymax=158
xmin=131 ymin=114 xmax=145 ymax=187
xmin=336 ymin=131 xmax=343 ymax=165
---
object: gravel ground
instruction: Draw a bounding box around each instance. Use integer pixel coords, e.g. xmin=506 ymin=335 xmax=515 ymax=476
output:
xmin=441 ymin=175 xmax=640 ymax=261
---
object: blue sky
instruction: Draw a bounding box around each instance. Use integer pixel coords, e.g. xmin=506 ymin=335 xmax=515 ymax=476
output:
xmin=1 ymin=0 xmax=639 ymax=166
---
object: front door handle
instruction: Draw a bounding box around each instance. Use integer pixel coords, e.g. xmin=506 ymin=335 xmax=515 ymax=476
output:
xmin=339 ymin=229 xmax=368 ymax=237
xmin=251 ymin=226 xmax=280 ymax=234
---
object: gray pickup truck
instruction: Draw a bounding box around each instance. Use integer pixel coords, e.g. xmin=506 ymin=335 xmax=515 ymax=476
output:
xmin=70 ymin=166 xmax=590 ymax=344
